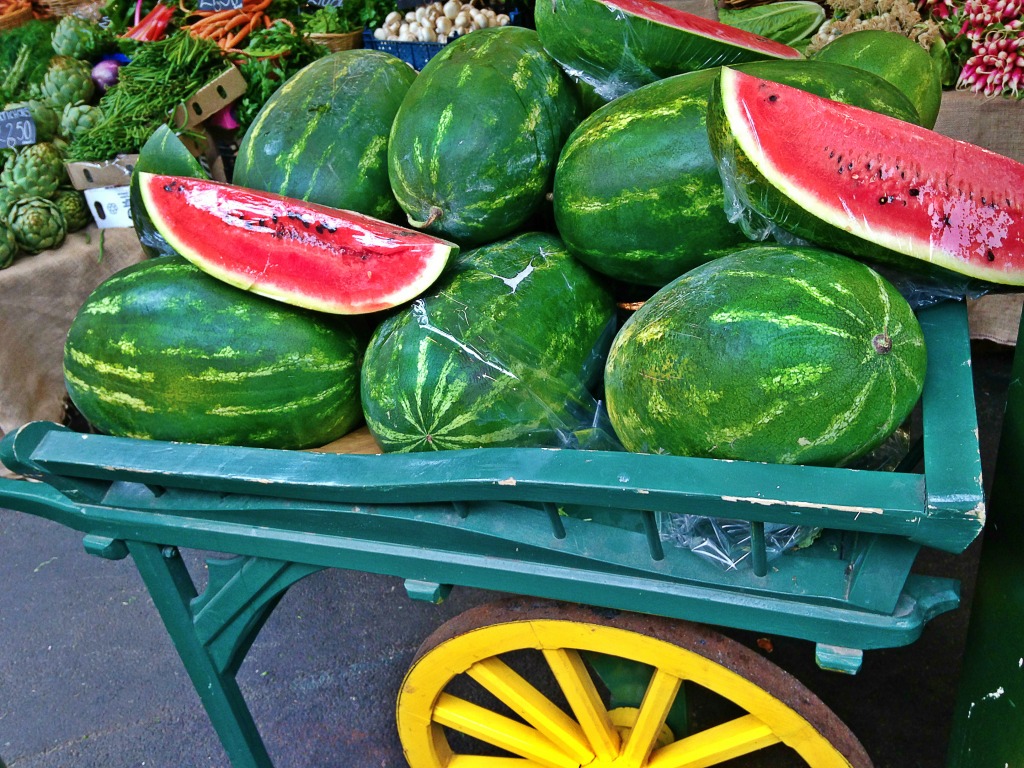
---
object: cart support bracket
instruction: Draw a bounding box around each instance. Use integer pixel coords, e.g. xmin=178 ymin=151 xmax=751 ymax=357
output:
xmin=815 ymin=644 xmax=864 ymax=674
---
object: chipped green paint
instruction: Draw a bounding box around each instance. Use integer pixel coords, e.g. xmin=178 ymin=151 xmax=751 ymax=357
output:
xmin=64 ymin=258 xmax=364 ymax=449
xmin=361 ymin=232 xmax=616 ymax=452
xmin=604 ymin=245 xmax=927 ymax=466
xmin=553 ymin=59 xmax=923 ymax=287
xmin=387 ymin=26 xmax=581 ymax=247
xmin=233 ymin=49 xmax=415 ymax=222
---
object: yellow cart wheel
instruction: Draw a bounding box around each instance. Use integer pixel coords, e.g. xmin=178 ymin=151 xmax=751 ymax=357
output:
xmin=397 ymin=597 xmax=872 ymax=768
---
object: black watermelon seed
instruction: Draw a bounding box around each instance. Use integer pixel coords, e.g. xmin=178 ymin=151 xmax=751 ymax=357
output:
xmin=987 ymin=250 xmax=996 ymax=262
xmin=909 ymin=188 xmax=919 ymax=196
xmin=769 ymin=94 xmax=779 ymax=102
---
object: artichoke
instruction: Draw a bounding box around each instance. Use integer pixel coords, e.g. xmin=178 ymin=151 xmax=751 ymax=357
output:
xmin=0 ymin=221 xmax=16 ymax=269
xmin=3 ymin=99 xmax=60 ymax=143
xmin=0 ymin=186 xmax=14 ymax=220
xmin=52 ymin=187 xmax=90 ymax=232
xmin=7 ymin=197 xmax=67 ymax=254
xmin=0 ymin=143 xmax=67 ymax=199
xmin=60 ymin=101 xmax=105 ymax=139
xmin=51 ymin=16 xmax=114 ymax=60
xmin=42 ymin=56 xmax=95 ymax=111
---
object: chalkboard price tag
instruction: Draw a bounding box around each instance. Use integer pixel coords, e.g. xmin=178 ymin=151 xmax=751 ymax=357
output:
xmin=0 ymin=108 xmax=36 ymax=149
xmin=306 ymin=0 xmax=345 ymax=7
xmin=197 ymin=0 xmax=243 ymax=11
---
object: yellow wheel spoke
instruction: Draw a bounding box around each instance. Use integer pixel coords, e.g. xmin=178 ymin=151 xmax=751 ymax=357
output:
xmin=647 ymin=714 xmax=781 ymax=768
xmin=433 ymin=692 xmax=580 ymax=768
xmin=467 ymin=657 xmax=594 ymax=764
xmin=448 ymin=755 xmax=548 ymax=767
xmin=542 ymin=647 xmax=620 ymax=760
xmin=620 ymin=668 xmax=683 ymax=766
xmin=398 ymin=601 xmax=870 ymax=768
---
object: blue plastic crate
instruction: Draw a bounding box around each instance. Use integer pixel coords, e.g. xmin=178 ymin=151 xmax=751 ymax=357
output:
xmin=361 ymin=11 xmax=519 ymax=70
xmin=362 ymin=29 xmax=445 ymax=70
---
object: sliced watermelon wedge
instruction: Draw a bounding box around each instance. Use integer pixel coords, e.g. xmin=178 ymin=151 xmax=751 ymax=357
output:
xmin=710 ymin=68 xmax=1024 ymax=285
xmin=536 ymin=0 xmax=803 ymax=101
xmin=139 ymin=173 xmax=459 ymax=314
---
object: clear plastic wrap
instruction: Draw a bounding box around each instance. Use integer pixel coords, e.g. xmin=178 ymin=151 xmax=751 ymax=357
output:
xmin=361 ymin=232 xmax=623 ymax=452
xmin=660 ymin=515 xmax=819 ymax=571
xmin=659 ymin=428 xmax=912 ymax=570
xmin=716 ymin=151 xmax=992 ymax=308
xmin=710 ymin=67 xmax=1020 ymax=307
xmin=535 ymin=0 xmax=802 ymax=103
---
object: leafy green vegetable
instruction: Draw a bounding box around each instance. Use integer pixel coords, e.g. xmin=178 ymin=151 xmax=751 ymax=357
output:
xmin=302 ymin=5 xmax=351 ymax=32
xmin=235 ymin=21 xmax=328 ymax=133
xmin=719 ymin=1 xmax=826 ymax=45
xmin=0 ymin=19 xmax=59 ymax=104
xmin=67 ymin=32 xmax=230 ymax=161
xmin=300 ymin=0 xmax=395 ymax=35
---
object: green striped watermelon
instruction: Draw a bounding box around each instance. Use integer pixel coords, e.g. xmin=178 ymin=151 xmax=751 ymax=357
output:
xmin=387 ymin=26 xmax=581 ymax=247
xmin=139 ymin=173 xmax=458 ymax=315
xmin=63 ymin=257 xmax=364 ymax=449
xmin=811 ymin=30 xmax=942 ymax=129
xmin=233 ymin=50 xmax=416 ymax=221
xmin=553 ymin=59 xmax=922 ymax=287
xmin=535 ymin=0 xmax=803 ymax=102
xmin=604 ymin=245 xmax=927 ymax=466
xmin=130 ymin=125 xmax=209 ymax=259
xmin=707 ymin=68 xmax=1024 ymax=285
xmin=361 ymin=232 xmax=616 ymax=452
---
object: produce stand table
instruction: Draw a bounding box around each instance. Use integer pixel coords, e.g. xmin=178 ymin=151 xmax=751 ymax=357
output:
xmin=0 ymin=298 xmax=988 ymax=767
xmin=0 ymin=226 xmax=145 ymax=452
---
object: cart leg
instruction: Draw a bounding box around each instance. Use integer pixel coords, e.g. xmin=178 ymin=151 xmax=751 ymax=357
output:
xmin=947 ymin=322 xmax=1024 ymax=766
xmin=126 ymin=541 xmax=320 ymax=768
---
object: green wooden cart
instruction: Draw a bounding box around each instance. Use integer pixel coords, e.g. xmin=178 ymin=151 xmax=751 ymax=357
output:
xmin=0 ymin=299 xmax=986 ymax=768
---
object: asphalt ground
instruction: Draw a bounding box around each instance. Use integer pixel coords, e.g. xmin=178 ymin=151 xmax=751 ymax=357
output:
xmin=0 ymin=338 xmax=1015 ymax=768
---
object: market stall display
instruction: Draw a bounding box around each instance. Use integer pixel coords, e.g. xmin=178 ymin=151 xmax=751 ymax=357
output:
xmin=1 ymin=0 xmax=1023 ymax=764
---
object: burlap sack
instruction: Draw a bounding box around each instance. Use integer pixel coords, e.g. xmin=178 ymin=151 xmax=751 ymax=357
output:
xmin=0 ymin=226 xmax=145 ymax=446
xmin=933 ymin=91 xmax=1024 ymax=346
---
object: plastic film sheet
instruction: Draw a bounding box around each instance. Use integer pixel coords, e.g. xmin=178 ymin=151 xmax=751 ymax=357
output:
xmin=362 ymin=232 xmax=623 ymax=452
xmin=537 ymin=0 xmax=801 ymax=103
xmin=709 ymin=69 xmax=1018 ymax=308
xmin=660 ymin=428 xmax=912 ymax=570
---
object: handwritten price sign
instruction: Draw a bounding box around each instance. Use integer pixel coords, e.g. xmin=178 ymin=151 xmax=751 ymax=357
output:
xmin=197 ymin=0 xmax=243 ymax=10
xmin=307 ymin=0 xmax=345 ymax=6
xmin=0 ymin=108 xmax=36 ymax=149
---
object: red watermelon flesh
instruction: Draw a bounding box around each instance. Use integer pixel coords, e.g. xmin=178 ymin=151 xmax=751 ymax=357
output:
xmin=140 ymin=174 xmax=458 ymax=314
xmin=716 ymin=68 xmax=1024 ymax=285
xmin=606 ymin=0 xmax=803 ymax=59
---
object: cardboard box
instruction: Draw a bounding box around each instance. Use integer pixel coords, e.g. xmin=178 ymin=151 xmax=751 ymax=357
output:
xmin=65 ymin=154 xmax=139 ymax=191
xmin=169 ymin=66 xmax=247 ymax=130
xmin=178 ymin=127 xmax=228 ymax=182
xmin=83 ymin=186 xmax=134 ymax=229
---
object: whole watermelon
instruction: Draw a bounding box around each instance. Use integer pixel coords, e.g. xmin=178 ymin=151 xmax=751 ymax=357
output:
xmin=553 ymin=59 xmax=923 ymax=287
xmin=64 ymin=257 xmax=364 ymax=449
xmin=604 ymin=245 xmax=927 ymax=466
xmin=234 ymin=49 xmax=417 ymax=221
xmin=388 ymin=26 xmax=581 ymax=247
xmin=361 ymin=232 xmax=616 ymax=452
